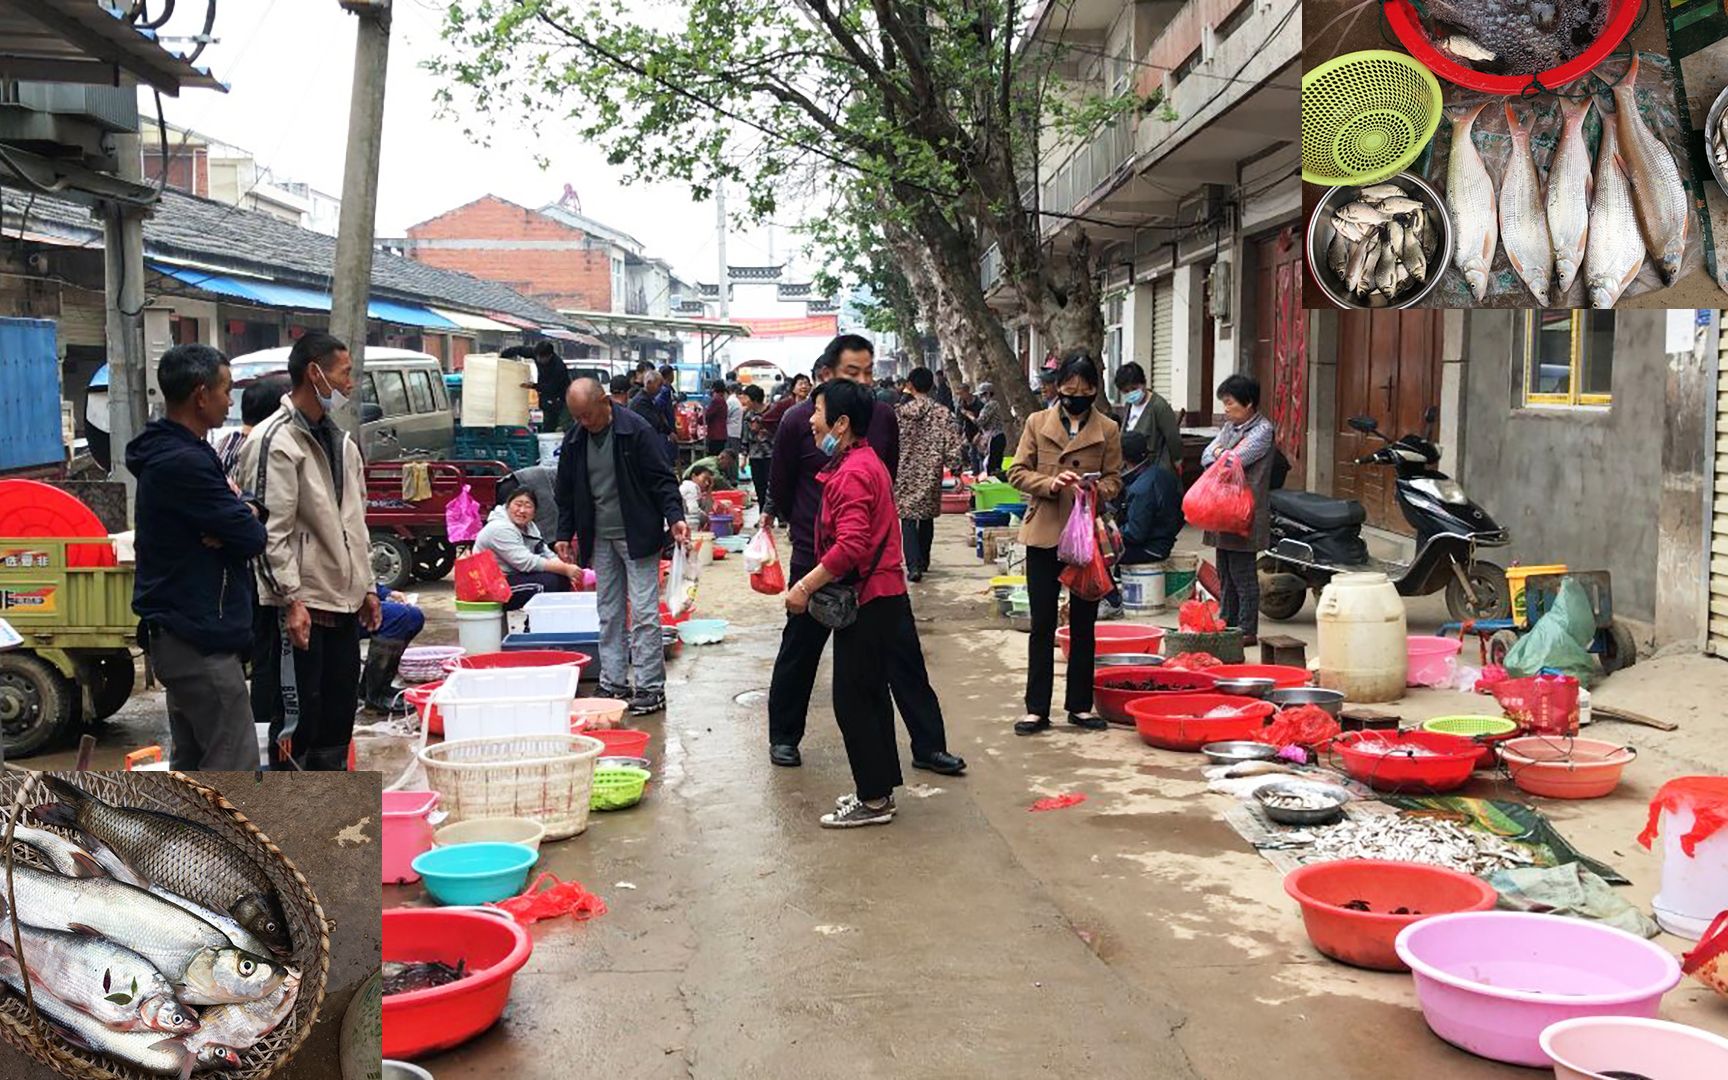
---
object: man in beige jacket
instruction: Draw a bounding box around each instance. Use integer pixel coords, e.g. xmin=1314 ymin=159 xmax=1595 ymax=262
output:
xmin=237 ymin=331 xmax=379 ymax=770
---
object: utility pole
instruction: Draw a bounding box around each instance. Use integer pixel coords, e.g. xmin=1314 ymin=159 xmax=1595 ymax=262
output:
xmin=103 ymin=123 xmax=149 ymax=518
xmin=330 ymin=0 xmax=392 ymax=447
xmin=714 ymin=183 xmax=729 ymax=372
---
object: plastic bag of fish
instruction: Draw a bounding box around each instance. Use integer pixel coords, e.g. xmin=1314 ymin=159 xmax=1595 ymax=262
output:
xmin=0 ymin=776 xmax=301 ymax=1077
xmin=1323 ymin=179 xmax=1442 ymax=306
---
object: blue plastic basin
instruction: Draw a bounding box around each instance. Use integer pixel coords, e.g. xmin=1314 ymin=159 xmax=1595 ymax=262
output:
xmin=410 ymin=841 xmax=537 ymax=906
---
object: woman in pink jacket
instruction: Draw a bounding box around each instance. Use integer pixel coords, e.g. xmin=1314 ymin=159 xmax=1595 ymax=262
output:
xmin=785 ymin=379 xmax=945 ymax=828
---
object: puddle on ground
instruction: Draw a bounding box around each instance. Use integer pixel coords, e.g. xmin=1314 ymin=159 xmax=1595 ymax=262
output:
xmin=732 ymin=689 xmax=768 ymax=706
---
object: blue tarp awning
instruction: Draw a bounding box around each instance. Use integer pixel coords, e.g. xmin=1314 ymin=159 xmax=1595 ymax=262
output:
xmin=149 ymin=262 xmax=461 ymax=330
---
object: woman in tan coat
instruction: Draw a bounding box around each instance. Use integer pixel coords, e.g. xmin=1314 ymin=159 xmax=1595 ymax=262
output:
xmin=1007 ymin=352 xmax=1123 ymax=736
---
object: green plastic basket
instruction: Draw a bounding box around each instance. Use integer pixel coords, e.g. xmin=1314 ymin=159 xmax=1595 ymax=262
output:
xmin=972 ymin=480 xmax=1020 ymax=511
xmin=1302 ymin=50 xmax=1444 ymax=186
xmin=590 ymin=766 xmax=650 ymax=811
xmin=1421 ymin=715 xmax=1519 ymax=739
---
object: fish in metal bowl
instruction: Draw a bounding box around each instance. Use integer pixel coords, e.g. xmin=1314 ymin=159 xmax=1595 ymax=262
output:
xmin=1307 ymin=173 xmax=1452 ymax=309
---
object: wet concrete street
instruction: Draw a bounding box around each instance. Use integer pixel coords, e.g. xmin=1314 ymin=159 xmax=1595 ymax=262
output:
xmin=386 ymin=521 xmax=1728 ymax=1080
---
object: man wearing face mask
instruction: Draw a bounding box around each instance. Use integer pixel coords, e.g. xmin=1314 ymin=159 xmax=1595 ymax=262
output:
xmin=1112 ymin=361 xmax=1182 ymax=475
xmin=238 ymin=331 xmax=380 ymax=770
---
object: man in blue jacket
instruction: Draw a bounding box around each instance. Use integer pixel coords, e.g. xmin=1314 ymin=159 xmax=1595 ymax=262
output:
xmin=128 ymin=344 xmax=268 ymax=769
xmin=555 ymin=378 xmax=689 ymax=716
xmin=1116 ymin=431 xmax=1184 ymax=565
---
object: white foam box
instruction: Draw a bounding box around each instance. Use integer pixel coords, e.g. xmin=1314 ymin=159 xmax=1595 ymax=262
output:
xmin=461 ymin=354 xmax=535 ymax=427
xmin=524 ymin=591 xmax=600 ymax=635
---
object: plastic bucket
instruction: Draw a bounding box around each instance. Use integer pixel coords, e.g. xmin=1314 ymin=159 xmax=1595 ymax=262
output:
xmin=1505 ymin=563 xmax=1568 ymax=629
xmin=1407 ymin=635 xmax=1463 ymax=687
xmin=1121 ymin=565 xmax=1166 ymax=615
xmin=1159 ymin=553 xmax=1198 ymax=602
xmin=383 ymin=791 xmax=441 ymax=885
xmin=1651 ymin=803 xmax=1728 ymax=939
xmin=536 ymin=433 xmax=563 ymax=465
xmin=1541 ymin=1016 xmax=1728 ymax=1080
xmin=456 ymin=605 xmax=504 ymax=657
xmin=710 ymin=513 xmax=736 ymax=538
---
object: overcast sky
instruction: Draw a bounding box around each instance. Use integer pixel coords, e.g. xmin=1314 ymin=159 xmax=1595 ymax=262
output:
xmin=145 ymin=0 xmax=797 ymax=287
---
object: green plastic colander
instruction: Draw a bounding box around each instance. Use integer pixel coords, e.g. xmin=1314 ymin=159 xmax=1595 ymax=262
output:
xmin=590 ymin=765 xmax=650 ymax=811
xmin=1302 ymin=50 xmax=1444 ymax=186
xmin=1421 ymin=715 xmax=1519 ymax=739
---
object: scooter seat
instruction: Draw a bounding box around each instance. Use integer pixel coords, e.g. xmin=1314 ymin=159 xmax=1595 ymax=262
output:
xmin=1271 ymin=489 xmax=1366 ymax=530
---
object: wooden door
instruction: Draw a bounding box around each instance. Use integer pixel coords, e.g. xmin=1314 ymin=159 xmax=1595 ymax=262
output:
xmin=1253 ymin=229 xmax=1308 ymax=483
xmin=1333 ymin=310 xmax=1444 ymax=533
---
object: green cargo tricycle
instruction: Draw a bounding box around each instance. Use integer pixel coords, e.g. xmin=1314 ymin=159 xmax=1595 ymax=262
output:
xmin=0 ymin=537 xmax=136 ymax=757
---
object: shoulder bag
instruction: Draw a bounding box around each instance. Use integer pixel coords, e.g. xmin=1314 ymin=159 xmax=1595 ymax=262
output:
xmin=806 ymin=535 xmax=889 ymax=630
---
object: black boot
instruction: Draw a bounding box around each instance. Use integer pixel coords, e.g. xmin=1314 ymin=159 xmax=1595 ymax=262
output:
xmin=360 ymin=638 xmax=409 ymax=714
xmin=306 ymin=744 xmax=351 ymax=771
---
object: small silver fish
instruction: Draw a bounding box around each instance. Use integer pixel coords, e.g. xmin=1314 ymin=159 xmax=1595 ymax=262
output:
xmin=1357 ymin=182 xmax=1409 ymax=202
xmin=1437 ymin=34 xmax=1495 ymax=63
xmin=1613 ymin=54 xmax=1688 ymax=285
xmin=1446 ymin=102 xmax=1498 ymax=301
xmin=1335 ymin=201 xmax=1392 ymax=227
xmin=1547 ymin=95 xmax=1593 ymax=296
xmin=1500 ymin=102 xmax=1553 ymax=306
xmin=1585 ymin=113 xmax=1646 ymax=308
xmin=186 ymin=973 xmax=300 ymax=1062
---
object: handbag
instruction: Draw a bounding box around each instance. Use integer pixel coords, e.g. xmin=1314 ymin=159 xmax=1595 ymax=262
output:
xmin=806 ymin=536 xmax=889 ymax=630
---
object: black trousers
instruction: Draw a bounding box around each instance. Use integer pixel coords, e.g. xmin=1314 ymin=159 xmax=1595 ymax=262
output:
xmin=251 ymin=605 xmax=361 ymax=770
xmin=1217 ymin=547 xmax=1260 ymax=638
xmin=900 ymin=517 xmax=934 ymax=574
xmin=706 ymin=437 xmax=728 ymax=455
xmin=767 ymin=562 xmax=948 ymax=758
xmin=750 ymin=457 xmax=772 ymax=512
xmin=1025 ymin=544 xmax=1098 ymax=718
xmin=832 ymin=594 xmax=914 ymax=801
xmin=985 ymin=433 xmax=1006 ymax=477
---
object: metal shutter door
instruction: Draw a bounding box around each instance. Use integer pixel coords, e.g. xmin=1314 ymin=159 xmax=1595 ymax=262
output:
xmin=1712 ymin=313 xmax=1728 ymax=655
xmin=1151 ymin=277 xmax=1174 ymax=401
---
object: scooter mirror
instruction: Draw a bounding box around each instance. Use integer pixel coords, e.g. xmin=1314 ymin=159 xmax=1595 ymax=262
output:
xmin=1346 ymin=415 xmax=1378 ymax=433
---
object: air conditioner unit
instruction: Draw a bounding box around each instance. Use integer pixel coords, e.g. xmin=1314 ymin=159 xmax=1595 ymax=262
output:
xmin=1202 ymin=27 xmax=1218 ymax=64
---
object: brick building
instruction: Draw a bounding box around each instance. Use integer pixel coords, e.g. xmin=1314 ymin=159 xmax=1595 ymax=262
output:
xmin=404 ymin=194 xmax=624 ymax=313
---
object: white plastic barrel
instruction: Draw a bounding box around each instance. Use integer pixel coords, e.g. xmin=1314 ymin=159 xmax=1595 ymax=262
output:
xmin=455 ymin=604 xmax=504 ymax=656
xmin=1121 ymin=565 xmax=1166 ymax=616
xmin=1315 ymin=571 xmax=1407 ymax=703
xmin=1651 ymin=803 xmax=1728 ymax=939
xmin=537 ymin=433 xmax=563 ymax=465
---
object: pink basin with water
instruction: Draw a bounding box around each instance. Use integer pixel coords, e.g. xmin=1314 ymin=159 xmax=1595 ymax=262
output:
xmin=1541 ymin=1016 xmax=1728 ymax=1080
xmin=1394 ymin=911 xmax=1682 ymax=1067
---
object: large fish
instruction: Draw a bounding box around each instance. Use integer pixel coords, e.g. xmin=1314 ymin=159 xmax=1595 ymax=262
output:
xmin=1445 ymin=102 xmax=1498 ymax=301
xmin=185 ymin=973 xmax=300 ymax=1064
xmin=1585 ymin=114 xmax=1646 ymax=308
xmin=3 ymin=819 xmax=105 ymax=878
xmin=1546 ymin=95 xmax=1593 ymax=297
xmin=155 ymin=891 xmax=274 ymax=959
xmin=0 ymin=911 xmax=198 ymax=1035
xmin=34 ymin=776 xmax=292 ymax=956
xmin=1613 ymin=53 xmax=1689 ymax=285
xmin=6 ymin=864 xmax=286 ymax=1006
xmin=1499 ymin=103 xmax=1553 ymax=306
xmin=0 ymin=955 xmax=194 ymax=1079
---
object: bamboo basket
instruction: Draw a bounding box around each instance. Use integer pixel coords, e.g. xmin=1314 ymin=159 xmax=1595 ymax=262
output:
xmin=0 ymin=770 xmax=330 ymax=1080
xmin=419 ymin=733 xmax=603 ymax=840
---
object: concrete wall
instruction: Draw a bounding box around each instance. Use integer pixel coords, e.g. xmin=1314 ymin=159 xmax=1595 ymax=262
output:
xmin=1458 ymin=311 xmax=1667 ymax=623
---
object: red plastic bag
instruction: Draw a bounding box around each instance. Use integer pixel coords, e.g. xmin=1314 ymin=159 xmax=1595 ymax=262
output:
xmin=444 ymin=483 xmax=483 ymax=544
xmin=1059 ymin=539 xmax=1113 ymax=602
xmin=453 ymin=548 xmax=511 ymax=603
xmin=1182 ymin=450 xmax=1254 ymax=535
xmin=1163 ymin=651 xmax=1223 ymax=671
xmin=1491 ymin=673 xmax=1579 ymax=736
xmin=1029 ymin=793 xmax=1086 ymax=812
xmin=1638 ymin=777 xmax=1728 ymax=857
xmin=745 ymin=529 xmax=785 ymax=595
xmin=1681 ymin=910 xmax=1728 ymax=998
xmin=490 ymin=872 xmax=608 ymax=925
xmin=1263 ymin=705 xmax=1341 ymax=751
xmin=1179 ymin=599 xmax=1226 ymax=633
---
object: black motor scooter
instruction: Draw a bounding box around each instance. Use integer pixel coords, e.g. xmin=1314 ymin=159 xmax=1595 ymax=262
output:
xmin=1259 ymin=409 xmax=1510 ymax=622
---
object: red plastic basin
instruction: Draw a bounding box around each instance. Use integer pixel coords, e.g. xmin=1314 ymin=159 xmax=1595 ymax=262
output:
xmin=1057 ymin=623 xmax=1167 ymax=661
xmin=383 ymin=907 xmax=533 ymax=1060
xmin=592 ymin=729 xmax=651 ymax=758
xmin=1093 ymin=667 xmax=1218 ymax=725
xmin=1125 ymin=692 xmax=1275 ymax=751
xmin=441 ymin=649 xmax=590 ymax=675
xmin=1206 ymin=663 xmax=1311 ymax=689
xmin=403 ymin=680 xmax=444 ymax=737
xmin=1284 ymin=859 xmax=1498 ymax=971
xmin=1335 ymin=730 xmax=1478 ymax=793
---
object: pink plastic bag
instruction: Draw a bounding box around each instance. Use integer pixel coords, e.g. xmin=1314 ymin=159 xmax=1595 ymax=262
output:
xmin=444 ymin=484 xmax=482 ymax=544
xmin=1182 ymin=451 xmax=1255 ymax=535
xmin=1057 ymin=487 xmax=1097 ymax=566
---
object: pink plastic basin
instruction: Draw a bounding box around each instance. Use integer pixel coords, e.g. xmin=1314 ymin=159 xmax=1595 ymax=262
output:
xmin=1394 ymin=911 xmax=1682 ymax=1067
xmin=1407 ymin=635 xmax=1463 ymax=686
xmin=383 ymin=791 xmax=440 ymax=886
xmin=1541 ymin=1016 xmax=1728 ymax=1080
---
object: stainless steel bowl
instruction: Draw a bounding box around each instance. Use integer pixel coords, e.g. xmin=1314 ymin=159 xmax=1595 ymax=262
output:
xmin=1201 ymin=740 xmax=1280 ymax=766
xmin=1708 ymin=84 xmax=1728 ymax=198
xmin=1213 ymin=676 xmax=1276 ymax=699
xmin=1306 ymin=171 xmax=1452 ymax=310
xmin=1096 ymin=653 xmax=1165 ymax=668
xmin=1254 ymin=779 xmax=1352 ymax=826
xmin=598 ymin=755 xmax=652 ymax=772
xmin=1268 ymin=686 xmax=1345 ymax=718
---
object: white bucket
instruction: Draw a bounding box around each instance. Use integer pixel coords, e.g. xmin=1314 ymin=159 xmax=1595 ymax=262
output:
xmin=537 ymin=433 xmax=563 ymax=465
xmin=1651 ymin=804 xmax=1728 ymax=939
xmin=1120 ymin=564 xmax=1166 ymax=615
xmin=1315 ymin=571 xmax=1407 ymax=703
xmin=455 ymin=605 xmax=504 ymax=656
xmin=255 ymin=722 xmax=271 ymax=768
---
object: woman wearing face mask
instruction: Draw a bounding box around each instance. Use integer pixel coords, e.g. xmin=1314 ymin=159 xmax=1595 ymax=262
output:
xmin=475 ymin=488 xmax=585 ymax=609
xmin=1198 ymin=373 xmax=1276 ymax=645
xmin=785 ymin=378 xmax=950 ymax=827
xmin=1112 ymin=361 xmax=1182 ymax=474
xmin=1007 ymin=351 xmax=1123 ymax=737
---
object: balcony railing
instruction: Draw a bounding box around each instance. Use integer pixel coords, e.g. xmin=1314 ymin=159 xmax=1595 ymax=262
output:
xmin=980 ymin=243 xmax=1003 ymax=292
xmin=1040 ymin=115 xmax=1133 ymax=224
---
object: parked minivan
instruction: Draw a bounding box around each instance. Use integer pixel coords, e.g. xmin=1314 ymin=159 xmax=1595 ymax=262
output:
xmin=217 ymin=346 xmax=455 ymax=460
